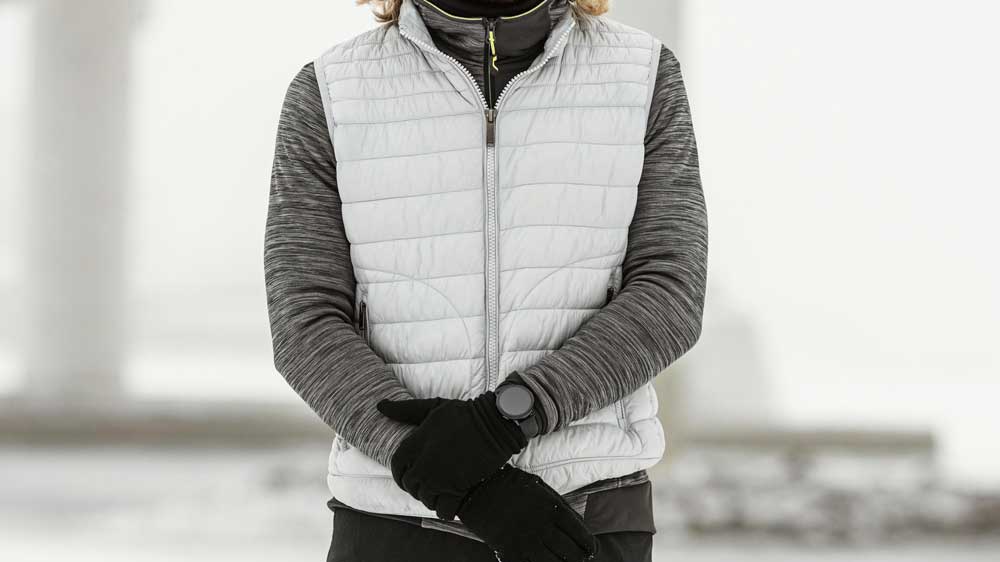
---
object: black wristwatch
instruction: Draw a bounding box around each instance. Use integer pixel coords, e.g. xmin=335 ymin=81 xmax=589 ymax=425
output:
xmin=495 ymin=376 xmax=541 ymax=439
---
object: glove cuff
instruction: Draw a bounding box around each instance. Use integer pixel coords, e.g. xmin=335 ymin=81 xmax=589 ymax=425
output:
xmin=471 ymin=392 xmax=528 ymax=455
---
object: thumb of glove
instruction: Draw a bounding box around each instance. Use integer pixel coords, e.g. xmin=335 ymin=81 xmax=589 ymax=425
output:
xmin=377 ymin=397 xmax=444 ymax=425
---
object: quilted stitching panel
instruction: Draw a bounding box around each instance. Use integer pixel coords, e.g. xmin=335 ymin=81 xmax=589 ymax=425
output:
xmin=318 ymin=12 xmax=666 ymax=517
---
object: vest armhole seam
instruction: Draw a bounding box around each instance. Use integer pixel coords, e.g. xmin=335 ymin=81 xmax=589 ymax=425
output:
xmin=314 ymin=55 xmax=339 ymax=161
xmin=642 ymin=38 xmax=662 ymax=141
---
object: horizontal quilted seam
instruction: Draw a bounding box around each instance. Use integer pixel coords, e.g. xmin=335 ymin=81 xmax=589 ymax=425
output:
xmin=338 ymin=131 xmax=475 ymax=152
xmin=521 ymin=450 xmax=663 ymax=473
xmin=354 ymin=269 xmax=482 ymax=284
xmin=549 ymin=61 xmax=652 ymax=69
xmin=323 ymin=50 xmax=425 ymax=65
xmin=341 ymin=185 xmax=481 ymax=205
xmin=498 ymin=139 xmax=641 ymax=149
xmin=329 ymin=111 xmax=479 ymax=137
xmin=500 ymin=180 xmax=636 ymax=190
xmin=377 ymin=309 xmax=593 ymax=322
xmin=325 ymin=59 xmax=435 ymax=80
xmin=331 ymin=88 xmax=459 ymax=102
xmin=496 ymin=129 xmax=645 ymax=148
xmin=500 ymin=224 xmax=629 ymax=232
xmin=349 ymin=229 xmax=482 ymax=247
xmin=500 ymin=103 xmax=645 ymax=114
xmin=504 ymin=264 xmax=618 ymax=272
xmin=537 ymin=59 xmax=649 ymax=73
xmin=514 ymin=79 xmax=648 ymax=89
xmin=372 ymin=314 xmax=485 ymax=326
xmin=331 ymin=110 xmax=478 ymax=127
xmin=387 ymin=357 xmax=484 ymax=367
xmin=565 ymin=42 xmax=652 ymax=50
xmin=328 ymin=68 xmax=446 ymax=84
xmin=561 ymin=46 xmax=653 ymax=60
xmin=336 ymin=144 xmax=479 ymax=164
xmin=368 ymin=305 xmax=608 ymax=328
xmin=354 ymin=263 xmax=623 ymax=287
xmin=513 ymin=87 xmax=647 ymax=101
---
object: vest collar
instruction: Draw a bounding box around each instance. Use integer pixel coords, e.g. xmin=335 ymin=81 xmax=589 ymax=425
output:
xmin=413 ymin=0 xmax=558 ymax=72
xmin=398 ymin=0 xmax=577 ymax=79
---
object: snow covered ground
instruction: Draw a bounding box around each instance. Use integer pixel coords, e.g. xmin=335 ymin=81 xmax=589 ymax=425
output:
xmin=1 ymin=444 xmax=997 ymax=561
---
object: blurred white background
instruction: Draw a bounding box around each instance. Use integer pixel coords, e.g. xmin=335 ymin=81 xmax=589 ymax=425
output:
xmin=1 ymin=0 xmax=999 ymax=559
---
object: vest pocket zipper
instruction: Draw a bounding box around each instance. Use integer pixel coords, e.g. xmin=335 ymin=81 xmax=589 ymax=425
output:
xmin=605 ymin=265 xmax=623 ymax=306
xmin=355 ymin=285 xmax=370 ymax=345
xmin=605 ymin=266 xmax=628 ymax=428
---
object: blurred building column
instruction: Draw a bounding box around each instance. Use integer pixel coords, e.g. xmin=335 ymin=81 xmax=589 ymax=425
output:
xmin=21 ymin=0 xmax=141 ymax=404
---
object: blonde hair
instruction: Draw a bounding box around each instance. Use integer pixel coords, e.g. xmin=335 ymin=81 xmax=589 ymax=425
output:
xmin=357 ymin=0 xmax=609 ymax=24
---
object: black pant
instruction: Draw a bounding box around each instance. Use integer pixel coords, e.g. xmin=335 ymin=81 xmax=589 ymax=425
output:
xmin=327 ymin=507 xmax=653 ymax=562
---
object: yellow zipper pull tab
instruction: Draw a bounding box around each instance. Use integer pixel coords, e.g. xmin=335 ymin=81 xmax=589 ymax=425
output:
xmin=488 ymin=29 xmax=499 ymax=72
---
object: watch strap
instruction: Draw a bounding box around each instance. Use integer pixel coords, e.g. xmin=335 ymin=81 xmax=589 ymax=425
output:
xmin=496 ymin=378 xmax=540 ymax=439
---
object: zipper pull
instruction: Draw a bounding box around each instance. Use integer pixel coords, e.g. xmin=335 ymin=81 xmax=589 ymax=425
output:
xmin=487 ymin=24 xmax=499 ymax=72
xmin=485 ymin=108 xmax=496 ymax=145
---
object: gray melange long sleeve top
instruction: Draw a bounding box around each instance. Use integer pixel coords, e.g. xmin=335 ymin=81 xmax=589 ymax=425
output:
xmin=265 ymin=45 xmax=707 ymax=467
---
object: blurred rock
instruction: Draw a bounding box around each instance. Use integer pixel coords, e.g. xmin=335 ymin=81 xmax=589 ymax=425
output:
xmin=652 ymin=445 xmax=1000 ymax=544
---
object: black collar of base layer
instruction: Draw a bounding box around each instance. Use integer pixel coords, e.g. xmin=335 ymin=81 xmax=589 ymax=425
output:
xmin=419 ymin=0 xmax=561 ymax=19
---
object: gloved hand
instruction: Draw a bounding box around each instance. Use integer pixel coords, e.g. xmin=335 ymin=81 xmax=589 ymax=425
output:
xmin=377 ymin=392 xmax=527 ymax=520
xmin=459 ymin=464 xmax=598 ymax=562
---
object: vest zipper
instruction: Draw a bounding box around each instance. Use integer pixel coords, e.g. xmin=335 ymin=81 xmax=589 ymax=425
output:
xmin=484 ymin=127 xmax=500 ymax=393
xmin=482 ymin=18 xmax=501 ymax=392
xmin=483 ymin=21 xmax=574 ymax=391
xmin=399 ymin=18 xmax=576 ymax=393
xmin=485 ymin=18 xmax=499 ymax=106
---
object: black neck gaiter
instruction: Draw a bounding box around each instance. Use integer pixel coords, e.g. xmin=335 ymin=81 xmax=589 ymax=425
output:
xmin=425 ymin=0 xmax=554 ymax=18
xmin=414 ymin=0 xmax=570 ymax=105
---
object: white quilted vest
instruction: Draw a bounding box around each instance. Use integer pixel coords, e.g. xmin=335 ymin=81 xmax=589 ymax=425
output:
xmin=315 ymin=0 xmax=665 ymax=517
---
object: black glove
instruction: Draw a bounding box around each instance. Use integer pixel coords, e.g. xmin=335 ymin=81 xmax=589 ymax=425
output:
xmin=459 ymin=464 xmax=598 ymax=562
xmin=377 ymin=392 xmax=527 ymax=520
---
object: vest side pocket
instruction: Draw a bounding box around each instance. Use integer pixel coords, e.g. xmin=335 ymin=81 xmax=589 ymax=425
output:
xmin=605 ymin=265 xmax=623 ymax=305
xmin=604 ymin=266 xmax=629 ymax=429
xmin=355 ymin=284 xmax=370 ymax=345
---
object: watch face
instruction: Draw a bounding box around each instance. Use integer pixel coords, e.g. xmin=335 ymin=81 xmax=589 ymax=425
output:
xmin=497 ymin=384 xmax=534 ymax=419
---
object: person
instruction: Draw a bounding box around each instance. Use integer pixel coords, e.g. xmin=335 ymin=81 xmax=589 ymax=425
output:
xmin=264 ymin=0 xmax=707 ymax=559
